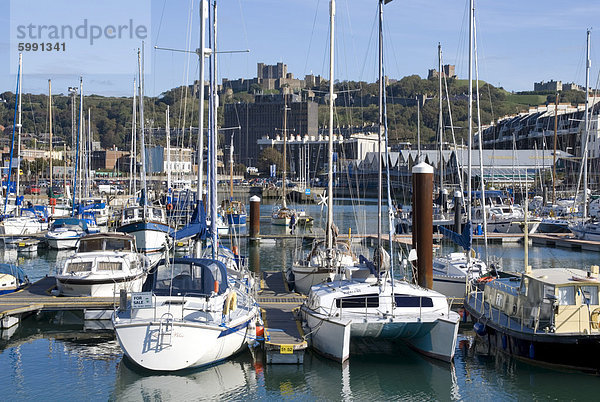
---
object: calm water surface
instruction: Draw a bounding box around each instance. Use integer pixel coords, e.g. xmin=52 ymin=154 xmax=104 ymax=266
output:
xmin=1 ymin=203 xmax=599 ymax=401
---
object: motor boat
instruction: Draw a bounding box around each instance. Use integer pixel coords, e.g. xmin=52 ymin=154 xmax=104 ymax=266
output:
xmin=0 ymin=263 xmax=29 ymax=295
xmin=45 ymin=216 xmax=100 ymax=250
xmin=466 ymin=266 xmax=600 ymax=372
xmin=55 ymin=232 xmax=150 ymax=297
xmin=118 ymin=205 xmax=173 ymax=253
xmin=0 ymin=206 xmax=49 ymax=236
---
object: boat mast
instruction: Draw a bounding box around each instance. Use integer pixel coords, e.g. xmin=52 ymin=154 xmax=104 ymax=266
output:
xmin=552 ymin=93 xmax=558 ymax=205
xmin=87 ymin=108 xmax=91 ymax=198
xmin=438 ymin=43 xmax=443 ymax=199
xmin=130 ymin=77 xmax=137 ymax=197
xmin=15 ymin=56 xmax=23 ymax=204
xmin=78 ymin=84 xmax=84 ymax=203
xmin=229 ymin=133 xmax=234 ymax=201
xmin=583 ymin=29 xmax=590 ymax=220
xmin=138 ymin=46 xmax=149 ymax=213
xmin=4 ymin=54 xmax=21 ymax=215
xmin=49 ymin=79 xmax=53 ymax=194
xmin=71 ymin=77 xmax=82 ymax=216
xmin=197 ymin=0 xmax=207 ymax=207
xmin=282 ymin=94 xmax=288 ymax=209
xmin=326 ymin=0 xmax=335 ymax=252
xmin=467 ymin=0 xmax=473 ymax=224
xmin=209 ymin=0 xmax=218 ymax=257
xmin=377 ymin=0 xmax=383 ymax=256
xmin=166 ymin=105 xmax=171 ymax=191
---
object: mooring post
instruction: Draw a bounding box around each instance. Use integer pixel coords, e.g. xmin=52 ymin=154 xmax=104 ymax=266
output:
xmin=454 ymin=190 xmax=463 ymax=234
xmin=413 ymin=162 xmax=434 ymax=289
xmin=249 ymin=195 xmax=261 ymax=241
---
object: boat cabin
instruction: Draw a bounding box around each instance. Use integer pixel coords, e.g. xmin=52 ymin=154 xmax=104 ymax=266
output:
xmin=483 ymin=267 xmax=600 ymax=334
xmin=76 ymin=233 xmax=136 ymax=253
xmin=121 ymin=206 xmax=166 ymax=225
xmin=149 ymin=258 xmax=228 ymax=297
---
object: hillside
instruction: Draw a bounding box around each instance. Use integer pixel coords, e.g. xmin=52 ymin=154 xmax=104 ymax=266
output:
xmin=0 ymin=76 xmax=571 ymax=151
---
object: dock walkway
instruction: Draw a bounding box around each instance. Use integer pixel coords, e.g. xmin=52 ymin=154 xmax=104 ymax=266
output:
xmin=530 ymin=233 xmax=600 ymax=252
xmin=257 ymin=271 xmax=307 ymax=364
xmin=0 ymin=277 xmax=117 ymax=328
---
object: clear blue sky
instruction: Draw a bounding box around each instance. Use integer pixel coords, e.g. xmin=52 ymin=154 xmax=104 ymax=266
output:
xmin=0 ymin=0 xmax=598 ymax=97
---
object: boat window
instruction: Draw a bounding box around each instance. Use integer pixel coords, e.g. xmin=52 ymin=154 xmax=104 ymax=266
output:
xmin=395 ymin=295 xmax=434 ymax=308
xmin=581 ymin=286 xmax=599 ymax=305
xmin=336 ymin=294 xmax=379 ymax=308
xmin=558 ymin=286 xmax=576 ymax=305
xmin=105 ymin=238 xmax=131 ymax=251
xmin=153 ymin=208 xmax=163 ymax=219
xmin=98 ymin=262 xmax=122 ymax=271
xmin=67 ymin=262 xmax=93 ymax=273
xmin=124 ymin=209 xmax=135 ymax=219
xmin=543 ymin=285 xmax=555 ymax=299
xmin=155 ymin=263 xmax=202 ymax=293
xmin=79 ymin=238 xmax=103 ymax=252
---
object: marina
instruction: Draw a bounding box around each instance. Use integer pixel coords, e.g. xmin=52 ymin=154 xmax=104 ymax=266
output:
xmin=1 ymin=0 xmax=600 ymax=399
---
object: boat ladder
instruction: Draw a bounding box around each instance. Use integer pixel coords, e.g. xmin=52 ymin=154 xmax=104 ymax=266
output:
xmin=158 ymin=312 xmax=174 ymax=346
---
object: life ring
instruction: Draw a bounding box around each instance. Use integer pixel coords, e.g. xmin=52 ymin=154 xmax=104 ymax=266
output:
xmin=591 ymin=308 xmax=600 ymax=329
xmin=166 ymin=203 xmax=173 ymax=211
xmin=223 ymin=291 xmax=237 ymax=315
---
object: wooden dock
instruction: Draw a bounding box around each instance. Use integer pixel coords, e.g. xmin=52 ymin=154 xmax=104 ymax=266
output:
xmin=257 ymin=271 xmax=307 ymax=364
xmin=530 ymin=233 xmax=600 ymax=252
xmin=0 ymin=277 xmax=118 ymax=329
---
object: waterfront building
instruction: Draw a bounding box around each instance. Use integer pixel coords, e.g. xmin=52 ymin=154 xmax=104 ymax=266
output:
xmin=257 ymin=132 xmax=383 ymax=181
xmin=144 ymin=146 xmax=193 ymax=175
xmin=478 ymin=100 xmax=600 ymax=187
xmin=224 ymin=94 xmax=318 ymax=168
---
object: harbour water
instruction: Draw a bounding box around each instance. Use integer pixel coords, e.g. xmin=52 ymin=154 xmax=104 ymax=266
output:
xmin=1 ymin=202 xmax=600 ymax=401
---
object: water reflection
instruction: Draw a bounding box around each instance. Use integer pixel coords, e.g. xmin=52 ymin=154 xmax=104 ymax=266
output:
xmin=112 ymin=354 xmax=259 ymax=401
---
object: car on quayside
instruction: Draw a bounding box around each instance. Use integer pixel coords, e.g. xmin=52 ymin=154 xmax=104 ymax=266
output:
xmin=25 ymin=185 xmax=41 ymax=195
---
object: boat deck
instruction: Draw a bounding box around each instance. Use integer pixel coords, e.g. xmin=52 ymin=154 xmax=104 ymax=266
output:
xmin=257 ymin=271 xmax=307 ymax=364
xmin=0 ymin=276 xmax=118 ymax=328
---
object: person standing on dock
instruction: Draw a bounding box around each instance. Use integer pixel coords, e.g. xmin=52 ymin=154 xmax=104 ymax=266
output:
xmin=290 ymin=212 xmax=297 ymax=234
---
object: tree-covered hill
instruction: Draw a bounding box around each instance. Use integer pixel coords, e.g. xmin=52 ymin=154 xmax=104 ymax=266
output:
xmin=0 ymin=75 xmax=575 ymax=151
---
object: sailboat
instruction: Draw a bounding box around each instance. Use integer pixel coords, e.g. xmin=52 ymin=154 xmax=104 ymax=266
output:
xmin=433 ymin=40 xmax=486 ymax=298
xmin=220 ymin=133 xmax=247 ymax=226
xmin=0 ymin=54 xmax=49 ymax=237
xmin=113 ymin=1 xmax=258 ymax=371
xmin=270 ymin=94 xmax=311 ymax=227
xmin=118 ymin=47 xmax=173 ymax=255
xmin=291 ymin=0 xmax=361 ymax=295
xmin=570 ymin=30 xmax=599 ymax=241
xmin=301 ymin=0 xmax=459 ymax=364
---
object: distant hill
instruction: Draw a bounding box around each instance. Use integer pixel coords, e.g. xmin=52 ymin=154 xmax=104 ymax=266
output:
xmin=0 ymin=76 xmax=574 ymax=151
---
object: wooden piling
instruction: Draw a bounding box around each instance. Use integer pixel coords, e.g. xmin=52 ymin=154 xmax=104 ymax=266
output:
xmin=412 ymin=162 xmax=434 ymax=289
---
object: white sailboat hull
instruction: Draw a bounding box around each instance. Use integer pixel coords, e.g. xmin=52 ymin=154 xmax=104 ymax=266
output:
xmin=0 ymin=218 xmax=48 ymax=236
xmin=432 ymin=275 xmax=469 ymax=300
xmin=113 ymin=316 xmax=254 ymax=371
xmin=292 ymin=266 xmax=335 ymax=295
xmin=302 ymin=306 xmax=459 ymax=363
